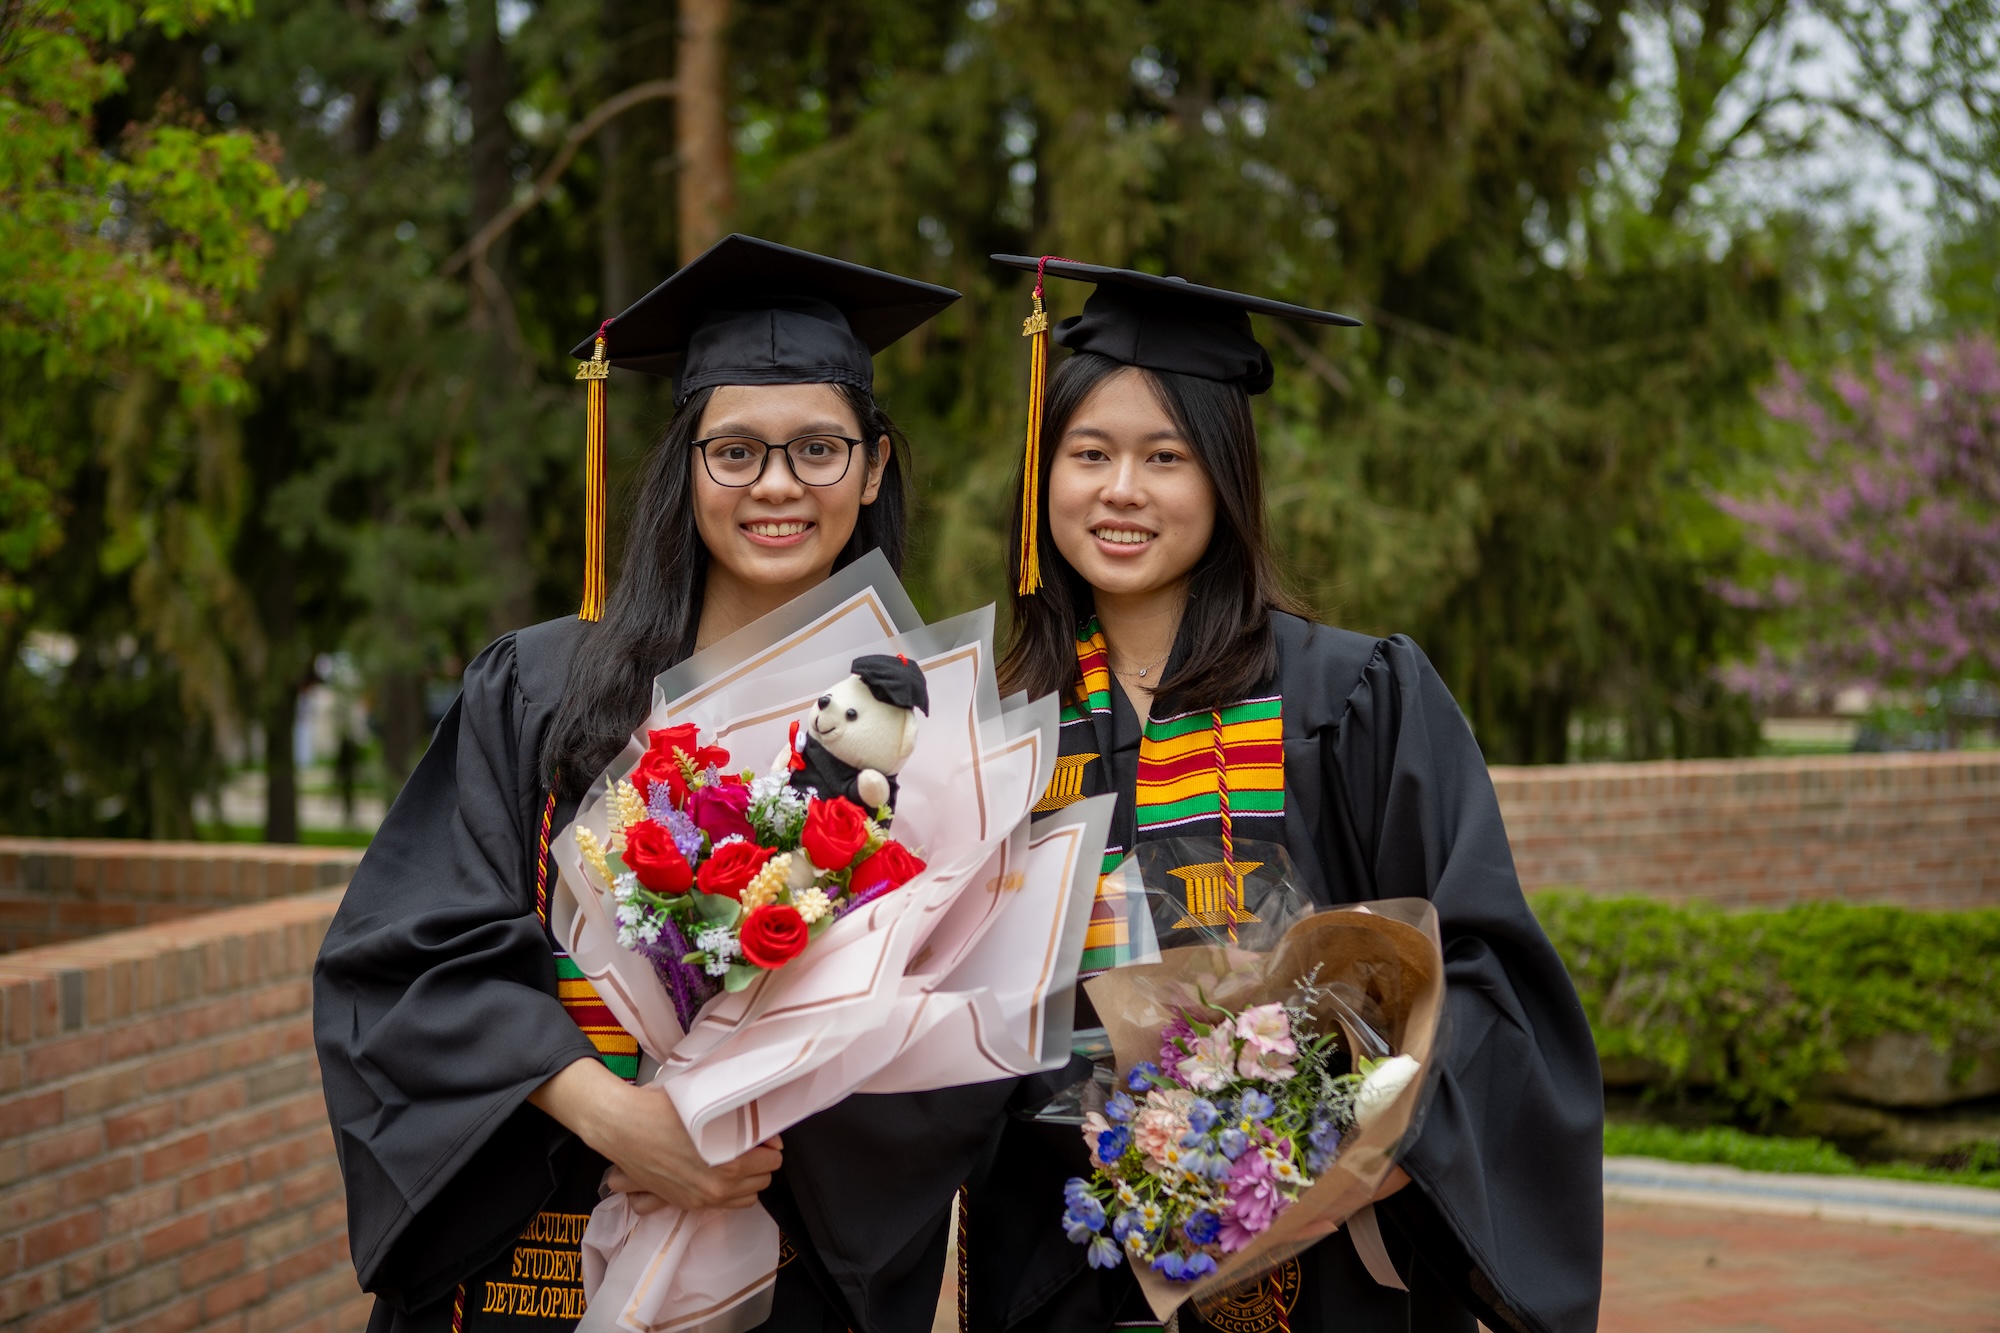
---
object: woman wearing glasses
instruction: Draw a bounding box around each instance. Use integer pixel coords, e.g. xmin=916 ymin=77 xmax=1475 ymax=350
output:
xmin=315 ymin=237 xmax=999 ymax=1333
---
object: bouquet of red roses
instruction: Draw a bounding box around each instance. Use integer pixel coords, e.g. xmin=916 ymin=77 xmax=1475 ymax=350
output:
xmin=571 ymin=722 xmax=928 ymax=999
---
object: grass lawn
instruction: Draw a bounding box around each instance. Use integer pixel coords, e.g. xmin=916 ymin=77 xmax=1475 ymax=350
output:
xmin=1604 ymin=1121 xmax=2000 ymax=1189
xmin=196 ymin=824 xmax=374 ymax=848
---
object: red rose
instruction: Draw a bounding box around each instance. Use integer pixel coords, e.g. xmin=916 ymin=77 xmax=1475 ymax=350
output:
xmin=621 ymin=819 xmax=692 ymax=894
xmin=801 ymin=797 xmax=870 ymax=870
xmin=695 ymin=840 xmax=773 ymax=901
xmin=688 ymin=781 xmax=755 ymax=845
xmin=633 ymin=725 xmax=732 ymax=806
xmin=849 ymin=840 xmax=927 ymax=902
xmin=738 ymin=904 xmax=810 ymax=969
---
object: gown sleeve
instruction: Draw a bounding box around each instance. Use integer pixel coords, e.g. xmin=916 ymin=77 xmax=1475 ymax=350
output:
xmin=1325 ymin=635 xmax=1603 ymax=1333
xmin=313 ymin=632 xmax=601 ymax=1312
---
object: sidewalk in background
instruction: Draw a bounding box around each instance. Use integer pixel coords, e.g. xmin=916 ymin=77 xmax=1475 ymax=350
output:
xmin=1604 ymin=1199 xmax=2000 ymax=1331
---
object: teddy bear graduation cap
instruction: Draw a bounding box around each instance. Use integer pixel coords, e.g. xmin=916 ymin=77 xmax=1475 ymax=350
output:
xmin=565 ymin=235 xmax=960 ymax=620
xmin=788 ymin=654 xmax=931 ymax=816
xmin=989 ymin=254 xmax=1361 ymax=595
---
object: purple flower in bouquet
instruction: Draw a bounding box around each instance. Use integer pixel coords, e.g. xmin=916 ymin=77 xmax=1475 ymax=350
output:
xmin=1236 ymin=1089 xmax=1275 ymax=1122
xmin=1126 ymin=1061 xmax=1162 ymax=1093
xmin=1307 ymin=1114 xmax=1342 ymax=1174
xmin=662 ymin=807 xmax=703 ymax=862
xmin=1185 ymin=1098 xmax=1219 ymax=1135
xmin=1085 ymin=1235 xmax=1120 ymax=1269
xmin=688 ymin=781 xmax=756 ymax=845
xmin=1218 ymin=1149 xmax=1284 ymax=1252
xmin=629 ymin=915 xmax=717 ymax=1030
xmin=1216 ymin=1127 xmax=1250 ymax=1161
xmin=1096 ymin=1124 xmax=1132 ymax=1161
xmin=1157 ymin=1012 xmax=1194 ymax=1078
xmin=1105 ymin=1091 xmax=1135 ymax=1123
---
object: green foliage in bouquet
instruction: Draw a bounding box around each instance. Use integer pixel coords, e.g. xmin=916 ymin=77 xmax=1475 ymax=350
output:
xmin=1536 ymin=893 xmax=2000 ymax=1119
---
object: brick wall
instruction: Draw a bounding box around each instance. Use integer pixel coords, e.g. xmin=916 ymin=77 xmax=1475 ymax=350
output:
xmin=1494 ymin=750 xmax=2000 ymax=910
xmin=0 ymin=889 xmax=367 ymax=1333
xmin=0 ymin=842 xmax=361 ymax=955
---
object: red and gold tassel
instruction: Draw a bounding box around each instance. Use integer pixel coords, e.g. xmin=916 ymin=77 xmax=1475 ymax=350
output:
xmin=1016 ymin=282 xmax=1050 ymax=596
xmin=575 ymin=320 xmax=612 ymax=621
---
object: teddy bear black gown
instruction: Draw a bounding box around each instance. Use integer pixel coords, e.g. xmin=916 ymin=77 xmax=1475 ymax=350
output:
xmin=313 ymin=616 xmax=1015 ymax=1332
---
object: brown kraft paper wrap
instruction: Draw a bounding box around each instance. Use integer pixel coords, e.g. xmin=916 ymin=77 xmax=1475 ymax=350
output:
xmin=1081 ymin=899 xmax=1445 ymax=1323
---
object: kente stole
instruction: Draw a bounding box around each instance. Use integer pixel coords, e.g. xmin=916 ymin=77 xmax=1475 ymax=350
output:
xmin=451 ymin=791 xmax=640 ymax=1331
xmin=1034 ymin=620 xmax=1284 ymax=977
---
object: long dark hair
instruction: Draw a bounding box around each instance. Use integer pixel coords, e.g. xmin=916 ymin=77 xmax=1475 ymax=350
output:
xmin=998 ymin=352 xmax=1301 ymax=717
xmin=541 ymin=382 xmax=908 ymax=796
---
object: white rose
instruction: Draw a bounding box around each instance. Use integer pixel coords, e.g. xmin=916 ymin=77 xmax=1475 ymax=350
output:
xmin=1354 ymin=1054 xmax=1421 ymax=1127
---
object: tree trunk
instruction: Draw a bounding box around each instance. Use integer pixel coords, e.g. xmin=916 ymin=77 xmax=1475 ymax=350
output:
xmin=600 ymin=115 xmax=636 ymax=311
xmin=377 ymin=670 xmax=424 ymax=800
xmin=467 ymin=0 xmax=536 ymax=639
xmin=263 ymin=681 xmax=300 ymax=844
xmin=677 ymin=0 xmax=734 ymax=264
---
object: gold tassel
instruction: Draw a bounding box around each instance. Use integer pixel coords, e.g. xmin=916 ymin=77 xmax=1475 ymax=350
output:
xmin=1016 ymin=290 xmax=1050 ymax=596
xmin=575 ymin=328 xmax=611 ymax=621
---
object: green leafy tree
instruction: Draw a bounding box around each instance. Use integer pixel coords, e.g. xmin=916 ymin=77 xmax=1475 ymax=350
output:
xmin=0 ymin=0 xmax=305 ymax=835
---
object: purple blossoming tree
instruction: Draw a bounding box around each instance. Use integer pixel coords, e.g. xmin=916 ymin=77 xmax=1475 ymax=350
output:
xmin=1718 ymin=336 xmax=2000 ymax=703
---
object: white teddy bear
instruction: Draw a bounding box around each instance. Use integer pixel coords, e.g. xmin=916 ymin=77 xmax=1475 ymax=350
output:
xmin=785 ymin=654 xmax=930 ymax=814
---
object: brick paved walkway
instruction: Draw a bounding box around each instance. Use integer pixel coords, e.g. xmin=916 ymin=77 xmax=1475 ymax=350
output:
xmin=1603 ymin=1198 xmax=2000 ymax=1331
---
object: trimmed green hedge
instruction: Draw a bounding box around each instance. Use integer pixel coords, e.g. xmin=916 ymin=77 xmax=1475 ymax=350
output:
xmin=1532 ymin=893 xmax=2000 ymax=1119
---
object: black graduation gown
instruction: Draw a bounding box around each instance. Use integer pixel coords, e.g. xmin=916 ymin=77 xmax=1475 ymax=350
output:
xmin=964 ymin=614 xmax=1603 ymax=1333
xmin=314 ymin=616 xmax=1013 ymax=1333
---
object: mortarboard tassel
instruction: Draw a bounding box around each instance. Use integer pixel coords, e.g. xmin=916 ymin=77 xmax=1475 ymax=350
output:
xmin=574 ymin=320 xmax=613 ymax=621
xmin=1017 ymin=257 xmax=1067 ymax=596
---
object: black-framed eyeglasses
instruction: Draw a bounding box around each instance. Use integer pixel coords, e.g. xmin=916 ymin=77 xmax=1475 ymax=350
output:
xmin=692 ymin=434 xmax=868 ymax=488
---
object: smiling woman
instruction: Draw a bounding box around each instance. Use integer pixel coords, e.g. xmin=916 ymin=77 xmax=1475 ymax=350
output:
xmin=974 ymin=259 xmax=1604 ymax=1333
xmin=313 ymin=237 xmax=1011 ymax=1333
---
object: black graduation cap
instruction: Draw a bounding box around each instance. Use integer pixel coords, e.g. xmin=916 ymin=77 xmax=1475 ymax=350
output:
xmin=989 ymin=255 xmax=1360 ymax=594
xmin=564 ymin=236 xmax=960 ymax=620
xmin=571 ymin=234 xmax=960 ymax=400
xmin=850 ymin=654 xmax=930 ymax=715
xmin=989 ymin=255 xmax=1360 ymax=395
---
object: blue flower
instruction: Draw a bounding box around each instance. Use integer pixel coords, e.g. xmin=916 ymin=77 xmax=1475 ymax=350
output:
xmin=1063 ymin=1177 xmax=1092 ymax=1208
xmin=1096 ymin=1125 xmax=1132 ymax=1161
xmin=1126 ymin=1062 xmax=1162 ymax=1093
xmin=1237 ymin=1090 xmax=1275 ymax=1121
xmin=1064 ymin=1212 xmax=1097 ymax=1244
xmin=1105 ymin=1091 xmax=1136 ymax=1123
xmin=1217 ymin=1128 xmax=1250 ymax=1160
xmin=1186 ymin=1098 xmax=1219 ymax=1134
xmin=1111 ymin=1211 xmax=1142 ymax=1242
xmin=1181 ymin=1253 xmax=1218 ymax=1281
xmin=1183 ymin=1211 xmax=1222 ymax=1246
xmin=1066 ymin=1193 xmax=1106 ymax=1233
xmin=1086 ymin=1235 xmax=1121 ymax=1269
xmin=1150 ymin=1251 xmax=1189 ymax=1281
xmin=1307 ymin=1115 xmax=1342 ymax=1173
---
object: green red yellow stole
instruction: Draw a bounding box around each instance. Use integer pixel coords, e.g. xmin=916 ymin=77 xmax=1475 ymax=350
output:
xmin=1037 ymin=620 xmax=1284 ymax=977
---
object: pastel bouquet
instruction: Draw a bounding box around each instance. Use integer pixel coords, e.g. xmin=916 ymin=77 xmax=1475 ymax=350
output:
xmin=1049 ymin=852 xmax=1446 ymax=1324
xmin=1064 ymin=980 xmax=1423 ymax=1282
xmin=550 ymin=554 xmax=1113 ymax=1333
xmin=572 ymin=724 xmax=928 ymax=999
